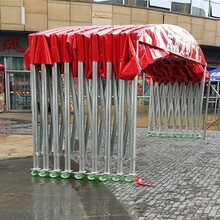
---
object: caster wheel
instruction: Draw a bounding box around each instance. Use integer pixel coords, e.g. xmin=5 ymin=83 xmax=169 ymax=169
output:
xmin=61 ymin=173 xmax=71 ymax=179
xmin=74 ymin=173 xmax=84 ymax=180
xmin=111 ymin=176 xmax=122 ymax=182
xmin=49 ymin=172 xmax=60 ymax=178
xmin=31 ymin=170 xmax=39 ymax=177
xmin=87 ymin=175 xmax=97 ymax=181
xmin=98 ymin=175 xmax=108 ymax=182
xmin=124 ymin=176 xmax=135 ymax=182
xmin=39 ymin=171 xmax=49 ymax=178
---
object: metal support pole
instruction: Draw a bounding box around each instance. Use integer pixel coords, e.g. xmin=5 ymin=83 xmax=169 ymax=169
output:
xmin=91 ymin=61 xmax=98 ymax=174
xmin=111 ymin=74 xmax=119 ymax=154
xmin=129 ymin=39 xmax=138 ymax=176
xmin=58 ymin=73 xmax=64 ymax=150
xmin=40 ymin=64 xmax=50 ymax=174
xmin=70 ymin=74 xmax=79 ymax=151
xmin=36 ymin=72 xmax=43 ymax=153
xmin=203 ymin=77 xmax=211 ymax=139
xmin=30 ymin=64 xmax=40 ymax=171
xmin=123 ymin=81 xmax=130 ymax=156
xmin=51 ymin=63 xmax=61 ymax=173
xmin=78 ymin=62 xmax=85 ymax=174
xmin=97 ymin=77 xmax=106 ymax=153
xmin=117 ymin=79 xmax=125 ymax=175
xmin=48 ymin=73 xmax=53 ymax=152
xmin=84 ymin=79 xmax=92 ymax=151
xmin=104 ymin=62 xmax=112 ymax=174
xmin=63 ymin=62 xmax=71 ymax=173
xmin=198 ymin=85 xmax=205 ymax=135
xmin=148 ymin=78 xmax=154 ymax=132
xmin=129 ymin=75 xmax=137 ymax=175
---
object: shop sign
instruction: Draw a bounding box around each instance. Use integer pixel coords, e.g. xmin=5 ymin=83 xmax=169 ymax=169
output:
xmin=0 ymin=36 xmax=26 ymax=53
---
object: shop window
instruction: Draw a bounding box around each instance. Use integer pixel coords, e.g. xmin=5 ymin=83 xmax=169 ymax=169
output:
xmin=9 ymin=72 xmax=31 ymax=111
xmin=171 ymin=0 xmax=191 ymax=14
xmin=4 ymin=56 xmax=31 ymax=111
xmin=191 ymin=0 xmax=209 ymax=17
xmin=93 ymin=0 xmax=123 ymax=4
xmin=210 ymin=0 xmax=220 ymax=18
xmin=150 ymin=0 xmax=171 ymax=10
xmin=6 ymin=57 xmax=24 ymax=71
xmin=136 ymin=0 xmax=149 ymax=7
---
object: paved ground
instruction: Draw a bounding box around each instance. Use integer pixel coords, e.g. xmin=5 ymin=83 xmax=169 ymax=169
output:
xmin=0 ymin=114 xmax=133 ymax=220
xmin=0 ymin=113 xmax=32 ymax=159
xmin=106 ymin=130 xmax=220 ymax=220
xmin=0 ymin=158 xmax=131 ymax=220
xmin=0 ymin=113 xmax=220 ymax=219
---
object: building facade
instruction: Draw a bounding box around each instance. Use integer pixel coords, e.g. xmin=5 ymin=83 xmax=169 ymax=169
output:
xmin=0 ymin=0 xmax=220 ymax=111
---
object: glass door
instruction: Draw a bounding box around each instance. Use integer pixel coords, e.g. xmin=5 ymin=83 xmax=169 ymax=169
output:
xmin=4 ymin=56 xmax=31 ymax=111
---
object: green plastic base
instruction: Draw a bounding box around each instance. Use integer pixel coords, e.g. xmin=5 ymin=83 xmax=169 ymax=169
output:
xmin=39 ymin=171 xmax=49 ymax=178
xmin=30 ymin=170 xmax=137 ymax=184
xmin=87 ymin=175 xmax=97 ymax=181
xmin=124 ymin=176 xmax=135 ymax=182
xmin=31 ymin=170 xmax=39 ymax=177
xmin=111 ymin=176 xmax=122 ymax=182
xmin=61 ymin=173 xmax=71 ymax=179
xmin=49 ymin=172 xmax=60 ymax=178
xmin=74 ymin=173 xmax=84 ymax=180
xmin=98 ymin=175 xmax=108 ymax=182
xmin=147 ymin=132 xmax=201 ymax=139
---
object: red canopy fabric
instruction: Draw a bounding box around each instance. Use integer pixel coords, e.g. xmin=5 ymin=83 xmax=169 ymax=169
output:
xmin=0 ymin=64 xmax=4 ymax=71
xmin=24 ymin=24 xmax=207 ymax=84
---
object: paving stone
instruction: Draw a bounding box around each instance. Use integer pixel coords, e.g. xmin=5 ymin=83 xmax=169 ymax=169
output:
xmin=1 ymin=116 xmax=220 ymax=220
xmin=105 ymin=129 xmax=220 ymax=219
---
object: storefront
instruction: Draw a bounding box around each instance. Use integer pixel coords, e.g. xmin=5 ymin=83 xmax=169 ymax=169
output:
xmin=0 ymin=31 xmax=219 ymax=113
xmin=0 ymin=32 xmax=31 ymax=112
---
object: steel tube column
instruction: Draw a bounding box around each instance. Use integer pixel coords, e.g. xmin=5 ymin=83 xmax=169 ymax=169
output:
xmin=30 ymin=64 xmax=40 ymax=174
xmin=129 ymin=75 xmax=137 ymax=176
xmin=91 ymin=62 xmax=98 ymax=176
xmin=39 ymin=64 xmax=50 ymax=177
xmin=77 ymin=62 xmax=86 ymax=178
xmin=117 ymin=79 xmax=125 ymax=177
xmin=104 ymin=62 xmax=112 ymax=175
xmin=61 ymin=63 xmax=72 ymax=178
xmin=50 ymin=63 xmax=61 ymax=177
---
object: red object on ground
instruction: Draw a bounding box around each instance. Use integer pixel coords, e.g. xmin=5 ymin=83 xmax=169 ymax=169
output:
xmin=134 ymin=176 xmax=154 ymax=187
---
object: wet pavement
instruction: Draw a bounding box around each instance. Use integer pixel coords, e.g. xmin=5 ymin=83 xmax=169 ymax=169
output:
xmin=0 ymin=118 xmax=32 ymax=135
xmin=0 ymin=158 xmax=132 ymax=220
xmin=1 ymin=113 xmax=220 ymax=219
xmin=0 ymin=115 xmax=133 ymax=219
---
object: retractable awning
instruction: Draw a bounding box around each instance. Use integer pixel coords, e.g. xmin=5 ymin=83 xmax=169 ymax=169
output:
xmin=24 ymin=24 xmax=207 ymax=84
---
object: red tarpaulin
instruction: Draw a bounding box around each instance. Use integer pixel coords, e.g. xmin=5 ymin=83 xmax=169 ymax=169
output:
xmin=0 ymin=64 xmax=4 ymax=71
xmin=24 ymin=24 xmax=208 ymax=84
